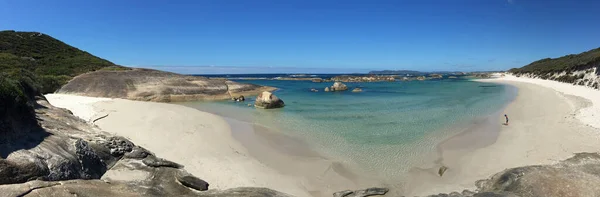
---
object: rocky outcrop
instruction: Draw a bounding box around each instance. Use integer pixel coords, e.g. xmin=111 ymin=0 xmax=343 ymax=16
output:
xmin=325 ymin=87 xmax=331 ymax=92
xmin=331 ymin=75 xmax=395 ymax=82
xmin=430 ymin=74 xmax=443 ymax=79
xmin=333 ymin=188 xmax=389 ymax=197
xmin=254 ymin=91 xmax=285 ymax=109
xmin=329 ymin=82 xmax=348 ymax=92
xmin=0 ymin=89 xmax=292 ymax=196
xmin=430 ymin=152 xmax=600 ymax=197
xmin=352 ymin=88 xmax=362 ymax=92
xmin=0 ymin=179 xmax=292 ymax=197
xmin=58 ymin=68 xmax=276 ymax=102
xmin=468 ymin=73 xmax=491 ymax=79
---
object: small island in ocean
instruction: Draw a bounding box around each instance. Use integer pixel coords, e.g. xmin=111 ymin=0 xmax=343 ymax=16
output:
xmin=2 ymin=1 xmax=600 ymax=197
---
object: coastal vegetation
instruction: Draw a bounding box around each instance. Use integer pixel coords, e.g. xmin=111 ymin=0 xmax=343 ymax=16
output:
xmin=509 ymin=47 xmax=600 ymax=75
xmin=508 ymin=47 xmax=600 ymax=89
xmin=0 ymin=30 xmax=119 ymax=94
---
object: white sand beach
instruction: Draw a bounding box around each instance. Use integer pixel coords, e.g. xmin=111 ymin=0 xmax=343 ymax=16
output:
xmin=46 ymin=75 xmax=600 ymax=196
xmin=45 ymin=94 xmax=377 ymax=197
xmin=407 ymin=75 xmax=600 ymax=195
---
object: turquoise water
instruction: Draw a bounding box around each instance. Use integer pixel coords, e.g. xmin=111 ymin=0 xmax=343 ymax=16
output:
xmin=180 ymin=78 xmax=513 ymax=181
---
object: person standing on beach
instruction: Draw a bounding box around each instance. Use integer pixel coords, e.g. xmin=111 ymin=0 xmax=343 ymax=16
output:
xmin=504 ymin=114 xmax=509 ymax=125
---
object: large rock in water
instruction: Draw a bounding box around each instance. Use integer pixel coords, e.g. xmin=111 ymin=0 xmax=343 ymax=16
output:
xmin=254 ymin=91 xmax=285 ymax=109
xmin=58 ymin=68 xmax=275 ymax=102
xmin=330 ymin=82 xmax=348 ymax=91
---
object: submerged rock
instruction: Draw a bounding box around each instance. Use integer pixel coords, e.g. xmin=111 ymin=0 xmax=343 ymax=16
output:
xmin=310 ymin=88 xmax=319 ymax=92
xmin=352 ymin=88 xmax=362 ymax=92
xmin=254 ymin=91 xmax=285 ymax=109
xmin=233 ymin=95 xmax=245 ymax=102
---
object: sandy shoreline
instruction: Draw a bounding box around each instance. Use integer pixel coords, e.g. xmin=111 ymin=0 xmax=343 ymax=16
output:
xmin=45 ymin=75 xmax=600 ymax=196
xmin=45 ymin=94 xmax=378 ymax=197
xmin=405 ymin=75 xmax=600 ymax=195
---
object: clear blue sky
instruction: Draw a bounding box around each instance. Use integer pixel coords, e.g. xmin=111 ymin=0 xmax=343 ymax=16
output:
xmin=2 ymin=0 xmax=600 ymax=73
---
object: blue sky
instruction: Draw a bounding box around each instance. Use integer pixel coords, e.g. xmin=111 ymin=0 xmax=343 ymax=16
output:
xmin=2 ymin=0 xmax=600 ymax=74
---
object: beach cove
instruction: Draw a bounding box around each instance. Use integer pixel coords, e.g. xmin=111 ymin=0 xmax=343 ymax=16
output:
xmin=43 ymin=74 xmax=600 ymax=196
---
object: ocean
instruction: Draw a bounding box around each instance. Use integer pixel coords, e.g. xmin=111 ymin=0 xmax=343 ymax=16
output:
xmin=179 ymin=74 xmax=514 ymax=182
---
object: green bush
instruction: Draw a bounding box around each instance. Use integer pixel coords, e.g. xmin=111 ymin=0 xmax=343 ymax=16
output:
xmin=511 ymin=47 xmax=600 ymax=75
xmin=0 ymin=30 xmax=117 ymax=93
xmin=0 ymin=73 xmax=34 ymax=117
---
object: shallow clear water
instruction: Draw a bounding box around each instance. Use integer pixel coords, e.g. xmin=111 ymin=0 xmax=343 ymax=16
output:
xmin=180 ymin=78 xmax=513 ymax=181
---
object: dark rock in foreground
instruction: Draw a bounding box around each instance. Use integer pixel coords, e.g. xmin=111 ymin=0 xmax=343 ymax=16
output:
xmin=177 ymin=173 xmax=210 ymax=191
xmin=254 ymin=91 xmax=285 ymax=109
xmin=430 ymin=152 xmax=600 ymax=197
xmin=142 ymin=155 xmax=184 ymax=168
xmin=334 ymin=187 xmax=389 ymax=197
xmin=58 ymin=68 xmax=275 ymax=102
xmin=0 ymin=92 xmax=292 ymax=197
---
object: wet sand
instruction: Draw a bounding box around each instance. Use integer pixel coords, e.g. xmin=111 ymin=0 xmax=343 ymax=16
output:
xmin=406 ymin=78 xmax=600 ymax=195
xmin=45 ymin=94 xmax=382 ymax=197
xmin=226 ymin=117 xmax=383 ymax=197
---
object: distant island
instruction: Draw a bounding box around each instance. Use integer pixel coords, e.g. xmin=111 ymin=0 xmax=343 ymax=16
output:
xmin=368 ymin=70 xmax=424 ymax=75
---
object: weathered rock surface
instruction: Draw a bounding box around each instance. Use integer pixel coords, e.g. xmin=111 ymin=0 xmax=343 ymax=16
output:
xmin=58 ymin=68 xmax=275 ymax=102
xmin=430 ymin=152 xmax=600 ymax=197
xmin=333 ymin=187 xmax=389 ymax=197
xmin=0 ymin=93 xmax=292 ymax=197
xmin=254 ymin=91 xmax=285 ymax=109
xmin=329 ymin=82 xmax=348 ymax=92
xmin=142 ymin=155 xmax=184 ymax=168
xmin=177 ymin=173 xmax=210 ymax=191
xmin=0 ymin=179 xmax=292 ymax=197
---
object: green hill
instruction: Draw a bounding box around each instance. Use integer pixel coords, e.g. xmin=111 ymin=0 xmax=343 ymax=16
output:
xmin=0 ymin=30 xmax=126 ymax=93
xmin=509 ymin=47 xmax=600 ymax=75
